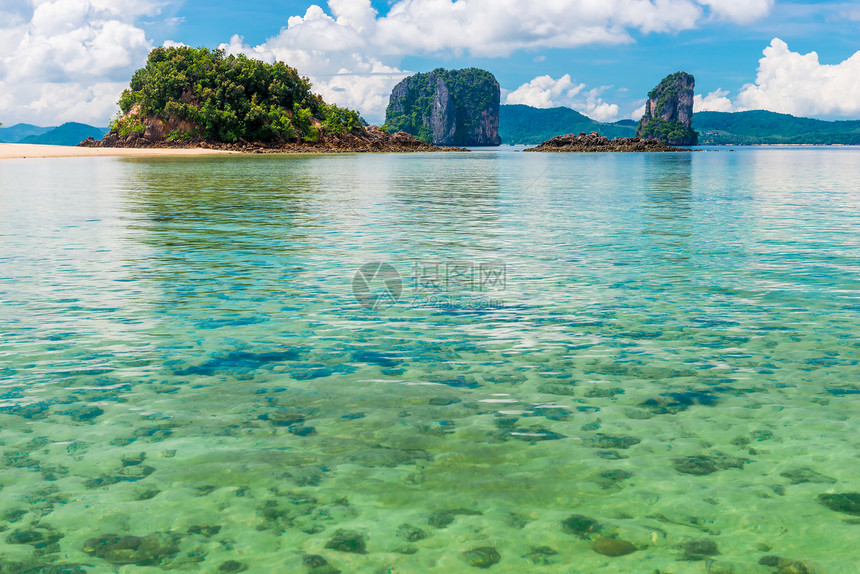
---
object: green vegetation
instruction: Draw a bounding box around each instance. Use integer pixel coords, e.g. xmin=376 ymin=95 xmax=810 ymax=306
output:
xmin=647 ymin=72 xmax=692 ymax=117
xmin=384 ymin=68 xmax=499 ymax=145
xmin=637 ymin=119 xmax=697 ymax=145
xmin=500 ymin=105 xmax=635 ymax=144
xmin=695 ymin=110 xmax=860 ymax=144
xmin=113 ymin=46 xmax=362 ymax=143
xmin=637 ymin=72 xmax=698 ymax=145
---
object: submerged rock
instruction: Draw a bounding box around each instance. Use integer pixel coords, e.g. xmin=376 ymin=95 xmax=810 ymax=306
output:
xmin=397 ymin=523 xmax=428 ymax=542
xmin=524 ymin=546 xmax=558 ymax=565
xmin=462 ymin=546 xmax=501 ymax=568
xmin=588 ymin=434 xmax=641 ymax=449
xmin=218 ymin=560 xmax=248 ymax=572
xmin=759 ymin=555 xmax=811 ymax=574
xmin=781 ymin=467 xmax=836 ymax=485
xmin=303 ymin=554 xmax=341 ymax=573
xmin=429 ymin=508 xmax=482 ymax=528
xmin=561 ymin=514 xmax=602 ymax=538
xmin=591 ymin=538 xmax=638 ymax=557
xmin=83 ymin=532 xmax=181 ymax=565
xmin=818 ymin=492 xmax=860 ymax=515
xmin=6 ymin=526 xmax=63 ymax=548
xmin=673 ymin=453 xmax=747 ymax=475
xmin=324 ymin=529 xmax=366 ymax=554
xmin=681 ymin=539 xmax=720 ymax=559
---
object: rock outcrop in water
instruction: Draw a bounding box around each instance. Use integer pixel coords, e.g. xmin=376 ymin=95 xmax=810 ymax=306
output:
xmin=636 ymin=72 xmax=698 ymax=146
xmin=525 ymin=131 xmax=691 ymax=152
xmin=384 ymin=68 xmax=501 ymax=146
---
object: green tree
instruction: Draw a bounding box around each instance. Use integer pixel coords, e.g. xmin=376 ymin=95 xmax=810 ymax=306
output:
xmin=112 ymin=46 xmax=361 ymax=143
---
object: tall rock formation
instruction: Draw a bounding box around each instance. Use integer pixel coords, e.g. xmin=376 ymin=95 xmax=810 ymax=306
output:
xmin=384 ymin=68 xmax=501 ymax=146
xmin=636 ymin=72 xmax=698 ymax=146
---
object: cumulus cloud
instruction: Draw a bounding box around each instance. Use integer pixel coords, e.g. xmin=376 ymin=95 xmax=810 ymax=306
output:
xmin=0 ymin=0 xmax=779 ymax=126
xmin=221 ymin=0 xmax=774 ymax=123
xmin=693 ymin=88 xmax=734 ymax=112
xmin=505 ymin=75 xmax=586 ymax=109
xmin=689 ymin=39 xmax=860 ymax=118
xmin=505 ymin=74 xmax=620 ymax=121
xmin=0 ymin=0 xmax=160 ymax=125
xmin=735 ymin=38 xmax=860 ymax=117
xmin=697 ymin=0 xmax=774 ymax=24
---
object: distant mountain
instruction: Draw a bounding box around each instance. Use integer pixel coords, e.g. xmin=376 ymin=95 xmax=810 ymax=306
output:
xmin=500 ymin=105 xmax=860 ymax=146
xmin=0 ymin=123 xmax=53 ymax=143
xmin=694 ymin=110 xmax=860 ymax=144
xmin=500 ymin=105 xmax=635 ymax=145
xmin=18 ymin=123 xmax=108 ymax=146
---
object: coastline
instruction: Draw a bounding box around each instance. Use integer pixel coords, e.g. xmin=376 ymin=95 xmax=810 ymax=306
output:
xmin=0 ymin=143 xmax=236 ymax=159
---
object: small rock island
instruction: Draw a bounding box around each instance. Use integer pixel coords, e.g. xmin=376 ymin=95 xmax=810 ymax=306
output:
xmin=525 ymin=131 xmax=690 ymax=152
xmin=80 ymin=47 xmax=461 ymax=153
xmin=636 ymin=72 xmax=698 ymax=146
xmin=526 ymin=71 xmax=698 ymax=152
xmin=384 ymin=68 xmax=502 ymax=147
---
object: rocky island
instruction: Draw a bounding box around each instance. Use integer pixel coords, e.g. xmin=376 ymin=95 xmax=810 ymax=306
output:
xmin=79 ymin=47 xmax=463 ymax=153
xmin=636 ymin=72 xmax=698 ymax=145
xmin=525 ymin=131 xmax=691 ymax=152
xmin=384 ymin=68 xmax=501 ymax=146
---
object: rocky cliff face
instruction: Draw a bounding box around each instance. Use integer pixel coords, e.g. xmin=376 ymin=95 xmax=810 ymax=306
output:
xmin=385 ymin=68 xmax=501 ymax=146
xmin=636 ymin=72 xmax=698 ymax=146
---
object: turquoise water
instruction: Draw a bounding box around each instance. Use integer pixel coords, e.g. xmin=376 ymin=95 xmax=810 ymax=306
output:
xmin=1 ymin=148 xmax=859 ymax=573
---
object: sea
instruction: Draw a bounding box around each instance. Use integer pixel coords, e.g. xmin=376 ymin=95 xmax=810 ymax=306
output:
xmin=1 ymin=146 xmax=858 ymax=573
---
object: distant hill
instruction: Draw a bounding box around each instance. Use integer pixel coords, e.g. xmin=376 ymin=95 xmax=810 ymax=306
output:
xmin=0 ymin=123 xmax=53 ymax=143
xmin=18 ymin=123 xmax=109 ymax=146
xmin=500 ymin=105 xmax=860 ymax=146
xmin=694 ymin=110 xmax=860 ymax=144
xmin=500 ymin=105 xmax=635 ymax=145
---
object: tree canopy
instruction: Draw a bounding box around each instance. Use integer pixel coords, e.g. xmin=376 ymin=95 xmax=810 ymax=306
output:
xmin=113 ymin=46 xmax=362 ymax=143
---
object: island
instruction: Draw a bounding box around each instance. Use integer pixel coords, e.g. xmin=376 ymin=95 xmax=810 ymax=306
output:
xmin=383 ymin=68 xmax=501 ymax=146
xmin=80 ymin=47 xmax=464 ymax=153
xmin=636 ymin=72 xmax=698 ymax=145
xmin=524 ymin=131 xmax=690 ymax=152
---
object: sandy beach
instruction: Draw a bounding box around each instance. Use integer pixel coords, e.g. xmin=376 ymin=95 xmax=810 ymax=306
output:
xmin=0 ymin=143 xmax=234 ymax=159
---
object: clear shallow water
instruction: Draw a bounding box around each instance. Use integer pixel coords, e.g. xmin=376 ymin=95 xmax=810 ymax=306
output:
xmin=1 ymin=148 xmax=859 ymax=573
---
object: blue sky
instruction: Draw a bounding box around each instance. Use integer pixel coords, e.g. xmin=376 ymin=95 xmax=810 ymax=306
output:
xmin=1 ymin=1 xmax=859 ymax=126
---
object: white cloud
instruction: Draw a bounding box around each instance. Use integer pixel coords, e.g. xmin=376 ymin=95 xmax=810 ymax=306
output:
xmin=0 ymin=0 xmax=779 ymax=126
xmin=689 ymin=38 xmax=860 ymax=118
xmin=505 ymin=75 xmax=619 ymax=121
xmin=0 ymin=0 xmax=161 ymax=125
xmin=505 ymin=74 xmax=586 ymax=109
xmin=222 ymin=0 xmax=775 ymax=123
xmin=697 ymin=0 xmax=774 ymax=24
xmin=693 ymin=88 xmax=734 ymax=112
xmin=631 ymin=103 xmax=647 ymax=121
xmin=735 ymin=38 xmax=860 ymax=117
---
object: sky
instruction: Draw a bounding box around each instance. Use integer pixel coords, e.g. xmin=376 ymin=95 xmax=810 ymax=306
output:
xmin=1 ymin=0 xmax=859 ymax=127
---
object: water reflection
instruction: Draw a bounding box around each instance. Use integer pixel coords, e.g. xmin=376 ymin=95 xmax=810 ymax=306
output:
xmin=642 ymin=154 xmax=693 ymax=264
